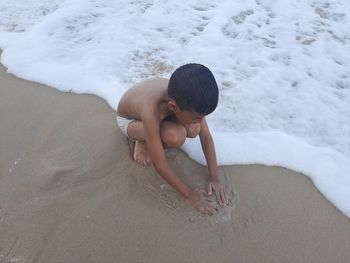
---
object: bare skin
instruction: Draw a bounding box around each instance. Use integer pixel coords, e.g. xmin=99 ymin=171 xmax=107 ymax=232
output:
xmin=133 ymin=141 xmax=150 ymax=166
xmin=117 ymin=78 xmax=229 ymax=214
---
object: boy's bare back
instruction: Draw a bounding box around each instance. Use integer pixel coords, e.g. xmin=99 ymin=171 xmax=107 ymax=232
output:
xmin=117 ymin=78 xmax=171 ymax=123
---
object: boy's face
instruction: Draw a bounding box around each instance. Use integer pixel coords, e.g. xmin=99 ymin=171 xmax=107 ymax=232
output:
xmin=167 ymin=100 xmax=204 ymax=125
xmin=175 ymin=110 xmax=205 ymax=125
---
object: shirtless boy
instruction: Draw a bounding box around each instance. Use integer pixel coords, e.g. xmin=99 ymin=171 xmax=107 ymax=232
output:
xmin=117 ymin=63 xmax=229 ymax=214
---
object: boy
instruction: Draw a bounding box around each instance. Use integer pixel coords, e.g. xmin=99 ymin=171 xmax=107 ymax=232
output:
xmin=117 ymin=63 xmax=229 ymax=214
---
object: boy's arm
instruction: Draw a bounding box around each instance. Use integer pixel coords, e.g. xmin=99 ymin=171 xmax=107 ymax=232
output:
xmin=142 ymin=112 xmax=190 ymax=197
xmin=142 ymin=111 xmax=218 ymax=214
xmin=199 ymin=118 xmax=228 ymax=206
xmin=198 ymin=117 xmax=219 ymax=179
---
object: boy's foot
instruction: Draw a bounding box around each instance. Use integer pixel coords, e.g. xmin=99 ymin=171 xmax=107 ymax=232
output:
xmin=133 ymin=141 xmax=151 ymax=166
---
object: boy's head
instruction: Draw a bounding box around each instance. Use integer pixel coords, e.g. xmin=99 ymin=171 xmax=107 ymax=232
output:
xmin=167 ymin=63 xmax=219 ymax=119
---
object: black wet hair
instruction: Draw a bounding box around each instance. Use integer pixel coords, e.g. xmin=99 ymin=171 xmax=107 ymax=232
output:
xmin=168 ymin=63 xmax=219 ymax=115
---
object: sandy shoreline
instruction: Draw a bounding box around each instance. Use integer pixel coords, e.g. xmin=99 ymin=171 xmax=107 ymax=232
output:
xmin=1 ymin=62 xmax=350 ymax=263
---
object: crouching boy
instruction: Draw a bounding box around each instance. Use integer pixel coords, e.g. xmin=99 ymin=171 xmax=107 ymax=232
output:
xmin=117 ymin=63 xmax=229 ymax=214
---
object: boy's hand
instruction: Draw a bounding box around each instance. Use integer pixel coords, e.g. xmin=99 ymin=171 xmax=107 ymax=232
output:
xmin=208 ymin=179 xmax=229 ymax=207
xmin=186 ymin=189 xmax=219 ymax=215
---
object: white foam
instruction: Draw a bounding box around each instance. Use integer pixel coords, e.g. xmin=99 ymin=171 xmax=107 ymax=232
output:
xmin=1 ymin=0 xmax=350 ymax=217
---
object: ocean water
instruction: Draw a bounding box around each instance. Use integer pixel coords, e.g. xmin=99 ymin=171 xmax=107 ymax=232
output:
xmin=1 ymin=0 xmax=349 ymax=217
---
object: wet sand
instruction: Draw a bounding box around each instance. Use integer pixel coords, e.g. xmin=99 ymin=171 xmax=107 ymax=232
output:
xmin=1 ymin=62 xmax=350 ymax=263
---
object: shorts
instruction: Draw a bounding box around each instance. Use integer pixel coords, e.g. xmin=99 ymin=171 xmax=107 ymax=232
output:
xmin=116 ymin=115 xmax=135 ymax=140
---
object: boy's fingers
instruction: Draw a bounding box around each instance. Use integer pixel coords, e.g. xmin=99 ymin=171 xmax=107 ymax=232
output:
xmin=214 ymin=188 xmax=222 ymax=206
xmin=211 ymin=203 xmax=219 ymax=213
xmin=227 ymin=193 xmax=233 ymax=205
xmin=208 ymin=207 xmax=216 ymax=215
xmin=218 ymin=187 xmax=224 ymax=206
xmin=206 ymin=197 xmax=213 ymax=202
xmin=219 ymin=187 xmax=226 ymax=206
xmin=211 ymin=202 xmax=220 ymax=211
xmin=199 ymin=189 xmax=208 ymax=196
xmin=207 ymin=183 xmax=212 ymax=196
xmin=222 ymin=188 xmax=228 ymax=206
xmin=198 ymin=207 xmax=206 ymax=214
xmin=198 ymin=201 xmax=219 ymax=215
xmin=205 ymin=204 xmax=217 ymax=215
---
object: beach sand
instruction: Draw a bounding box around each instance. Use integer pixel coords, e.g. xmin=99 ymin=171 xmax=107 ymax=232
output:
xmin=1 ymin=62 xmax=350 ymax=263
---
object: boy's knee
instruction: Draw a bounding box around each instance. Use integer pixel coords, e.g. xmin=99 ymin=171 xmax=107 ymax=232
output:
xmin=162 ymin=125 xmax=186 ymax=148
xmin=186 ymin=123 xmax=201 ymax=138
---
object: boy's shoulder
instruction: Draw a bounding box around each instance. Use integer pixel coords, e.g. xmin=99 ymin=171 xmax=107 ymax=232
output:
xmin=118 ymin=78 xmax=169 ymax=119
xmin=134 ymin=77 xmax=169 ymax=89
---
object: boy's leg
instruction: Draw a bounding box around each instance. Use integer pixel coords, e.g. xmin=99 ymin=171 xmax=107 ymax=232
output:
xmin=126 ymin=120 xmax=150 ymax=165
xmin=183 ymin=123 xmax=201 ymax=138
xmin=163 ymin=115 xmax=201 ymax=139
xmin=127 ymin=120 xmax=188 ymax=165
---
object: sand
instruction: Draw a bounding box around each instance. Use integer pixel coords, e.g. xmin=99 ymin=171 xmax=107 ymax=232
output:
xmin=1 ymin=61 xmax=350 ymax=263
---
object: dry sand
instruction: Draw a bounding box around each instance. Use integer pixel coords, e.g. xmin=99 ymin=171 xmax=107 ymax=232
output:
xmin=1 ymin=62 xmax=350 ymax=263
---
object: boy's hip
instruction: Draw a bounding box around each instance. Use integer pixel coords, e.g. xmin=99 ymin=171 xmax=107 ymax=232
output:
xmin=116 ymin=115 xmax=135 ymax=140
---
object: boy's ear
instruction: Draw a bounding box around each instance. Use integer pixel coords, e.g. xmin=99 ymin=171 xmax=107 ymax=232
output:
xmin=167 ymin=100 xmax=179 ymax=112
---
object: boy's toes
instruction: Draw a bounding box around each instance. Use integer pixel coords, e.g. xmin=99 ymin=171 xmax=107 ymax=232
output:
xmin=134 ymin=156 xmax=148 ymax=166
xmin=135 ymin=156 xmax=141 ymax=164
